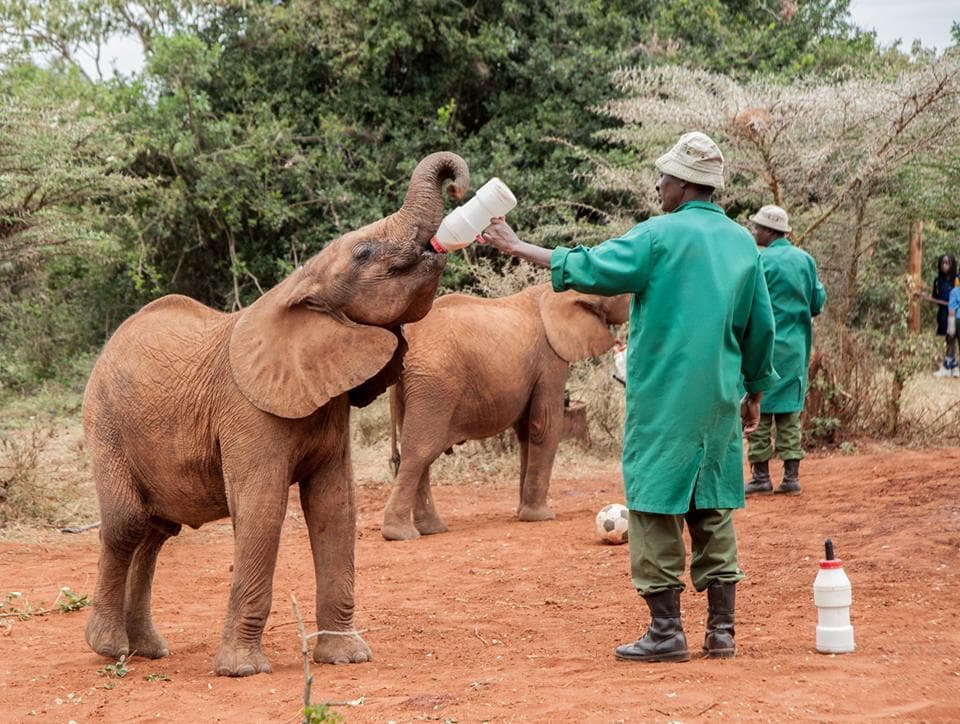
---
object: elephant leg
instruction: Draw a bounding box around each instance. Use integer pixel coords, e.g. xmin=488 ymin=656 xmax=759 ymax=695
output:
xmin=124 ymin=518 xmax=180 ymax=659
xmin=213 ymin=477 xmax=289 ymax=677
xmin=382 ymin=453 xmax=429 ymax=540
xmin=517 ymin=385 xmax=562 ymax=522
xmin=85 ymin=476 xmax=149 ymax=659
xmin=515 ymin=421 xmax=530 ymax=512
xmin=413 ymin=468 xmax=447 ymax=536
xmin=299 ymin=456 xmax=372 ymax=665
xmin=382 ymin=409 xmax=449 ymax=540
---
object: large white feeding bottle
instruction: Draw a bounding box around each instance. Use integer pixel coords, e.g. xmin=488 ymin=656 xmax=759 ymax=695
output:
xmin=813 ymin=538 xmax=855 ymax=654
xmin=430 ymin=177 xmax=517 ymax=253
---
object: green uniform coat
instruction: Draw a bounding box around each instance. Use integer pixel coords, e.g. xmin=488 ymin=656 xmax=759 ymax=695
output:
xmin=758 ymin=237 xmax=826 ymax=414
xmin=551 ymin=201 xmax=779 ymax=515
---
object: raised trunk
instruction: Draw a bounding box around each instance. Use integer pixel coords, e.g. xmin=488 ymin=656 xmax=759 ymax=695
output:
xmin=389 ymin=152 xmax=470 ymax=245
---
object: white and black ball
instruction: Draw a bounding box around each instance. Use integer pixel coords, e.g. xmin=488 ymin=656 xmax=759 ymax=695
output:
xmin=595 ymin=503 xmax=629 ymax=545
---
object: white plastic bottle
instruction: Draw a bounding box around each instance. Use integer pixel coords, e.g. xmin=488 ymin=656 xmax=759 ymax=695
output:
xmin=813 ymin=539 xmax=855 ymax=654
xmin=431 ymin=177 xmax=517 ymax=252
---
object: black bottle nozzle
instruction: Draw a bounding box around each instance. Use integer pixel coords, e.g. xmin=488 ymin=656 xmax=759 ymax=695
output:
xmin=824 ymin=539 xmax=835 ymax=561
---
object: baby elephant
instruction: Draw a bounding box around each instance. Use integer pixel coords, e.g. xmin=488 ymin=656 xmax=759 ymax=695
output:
xmin=382 ymin=283 xmax=630 ymax=540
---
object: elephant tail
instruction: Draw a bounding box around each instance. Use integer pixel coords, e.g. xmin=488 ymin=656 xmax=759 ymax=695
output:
xmin=389 ymin=383 xmax=403 ymax=478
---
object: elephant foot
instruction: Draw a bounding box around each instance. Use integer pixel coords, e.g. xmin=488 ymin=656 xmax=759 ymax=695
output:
xmin=313 ymin=632 xmax=372 ymax=665
xmin=517 ymin=504 xmax=556 ymax=522
xmin=126 ymin=623 xmax=170 ymax=659
xmin=86 ymin=610 xmax=130 ymax=659
xmin=213 ymin=643 xmax=272 ymax=677
xmin=381 ymin=517 xmax=421 ymax=541
xmin=414 ymin=513 xmax=448 ymax=536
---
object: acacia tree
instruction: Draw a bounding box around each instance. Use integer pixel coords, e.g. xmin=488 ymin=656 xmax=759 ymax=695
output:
xmin=0 ymin=67 xmax=146 ymax=388
xmin=0 ymin=1 xmax=200 ymax=81
xmin=0 ymin=69 xmax=145 ymax=266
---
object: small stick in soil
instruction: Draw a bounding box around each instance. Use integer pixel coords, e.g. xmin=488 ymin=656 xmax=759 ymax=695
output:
xmin=61 ymin=521 xmax=101 ymax=534
xmin=473 ymin=628 xmax=489 ymax=646
xmin=290 ymin=593 xmax=313 ymax=724
xmin=695 ymin=702 xmax=718 ymax=717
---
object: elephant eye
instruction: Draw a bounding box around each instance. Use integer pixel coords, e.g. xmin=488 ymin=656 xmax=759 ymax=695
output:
xmin=353 ymin=244 xmax=374 ymax=262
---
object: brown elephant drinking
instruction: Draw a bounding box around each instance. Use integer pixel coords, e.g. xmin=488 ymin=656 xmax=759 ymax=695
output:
xmin=382 ymin=284 xmax=630 ymax=540
xmin=81 ymin=152 xmax=469 ymax=676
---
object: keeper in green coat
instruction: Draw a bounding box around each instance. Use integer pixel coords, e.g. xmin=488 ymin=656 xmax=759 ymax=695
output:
xmin=479 ymin=131 xmax=778 ymax=664
xmin=743 ymin=205 xmax=826 ymax=497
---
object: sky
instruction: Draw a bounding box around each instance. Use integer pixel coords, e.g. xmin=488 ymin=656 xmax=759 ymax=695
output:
xmin=847 ymin=0 xmax=958 ymax=51
xmin=88 ymin=1 xmax=959 ymax=80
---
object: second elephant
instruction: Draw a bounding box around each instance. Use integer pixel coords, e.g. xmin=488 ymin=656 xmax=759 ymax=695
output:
xmin=381 ymin=283 xmax=630 ymax=540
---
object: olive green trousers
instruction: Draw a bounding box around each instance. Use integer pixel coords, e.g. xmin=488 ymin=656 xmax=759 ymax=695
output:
xmin=747 ymin=411 xmax=804 ymax=463
xmin=628 ymin=507 xmax=743 ymax=595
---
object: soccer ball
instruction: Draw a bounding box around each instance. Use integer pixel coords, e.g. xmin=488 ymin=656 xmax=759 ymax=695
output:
xmin=595 ymin=503 xmax=629 ymax=544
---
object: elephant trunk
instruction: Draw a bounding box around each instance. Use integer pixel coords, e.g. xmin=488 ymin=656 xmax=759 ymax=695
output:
xmin=389 ymin=152 xmax=470 ymax=246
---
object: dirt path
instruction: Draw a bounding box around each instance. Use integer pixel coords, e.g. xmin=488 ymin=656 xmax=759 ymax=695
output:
xmin=1 ymin=447 xmax=959 ymax=722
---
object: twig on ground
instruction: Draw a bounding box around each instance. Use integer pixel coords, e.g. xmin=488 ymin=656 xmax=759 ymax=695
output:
xmin=61 ymin=521 xmax=101 ymax=534
xmin=0 ymin=608 xmax=49 ymax=619
xmin=494 ymin=599 xmax=534 ymax=609
xmin=473 ymin=628 xmax=489 ymax=646
xmin=695 ymin=702 xmax=718 ymax=717
xmin=324 ymin=698 xmax=364 ymax=707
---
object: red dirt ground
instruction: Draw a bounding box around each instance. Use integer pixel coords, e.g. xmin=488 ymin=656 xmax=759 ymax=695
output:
xmin=1 ymin=447 xmax=959 ymax=722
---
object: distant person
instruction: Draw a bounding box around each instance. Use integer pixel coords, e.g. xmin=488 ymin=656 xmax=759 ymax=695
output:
xmin=926 ymin=254 xmax=958 ymax=377
xmin=744 ymin=205 xmax=826 ymax=497
xmin=479 ymin=131 xmax=778 ymax=663
xmin=947 ymin=282 xmax=960 ymax=378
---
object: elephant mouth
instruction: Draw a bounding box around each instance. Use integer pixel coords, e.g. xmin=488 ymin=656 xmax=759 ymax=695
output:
xmin=386 ymin=240 xmax=446 ymax=277
xmin=419 ymin=238 xmax=447 ymax=268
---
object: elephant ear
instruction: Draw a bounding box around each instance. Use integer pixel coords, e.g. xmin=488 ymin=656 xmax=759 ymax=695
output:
xmin=229 ymin=294 xmax=398 ymax=419
xmin=348 ymin=327 xmax=407 ymax=408
xmin=539 ymin=290 xmax=617 ymax=363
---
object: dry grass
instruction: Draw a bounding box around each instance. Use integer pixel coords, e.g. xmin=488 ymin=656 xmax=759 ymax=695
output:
xmin=0 ymin=417 xmax=96 ymax=534
xmin=898 ymin=374 xmax=960 ymax=443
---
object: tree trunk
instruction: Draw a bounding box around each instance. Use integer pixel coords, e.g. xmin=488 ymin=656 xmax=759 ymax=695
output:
xmin=907 ymin=219 xmax=923 ymax=333
xmin=886 ymin=368 xmax=905 ymax=437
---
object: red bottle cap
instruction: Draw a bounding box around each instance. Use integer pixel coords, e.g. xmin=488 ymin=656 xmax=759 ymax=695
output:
xmin=819 ymin=559 xmax=844 ymax=569
xmin=430 ymin=236 xmax=447 ymax=253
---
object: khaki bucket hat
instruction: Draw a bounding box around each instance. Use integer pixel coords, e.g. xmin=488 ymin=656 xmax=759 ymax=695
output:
xmin=749 ymin=204 xmax=791 ymax=233
xmin=655 ymin=131 xmax=725 ymax=190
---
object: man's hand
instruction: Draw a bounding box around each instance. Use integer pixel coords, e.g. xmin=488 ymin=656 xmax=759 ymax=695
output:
xmin=476 ymin=217 xmax=553 ymax=268
xmin=741 ymin=392 xmax=762 ymax=436
xmin=478 ymin=217 xmax=521 ymax=254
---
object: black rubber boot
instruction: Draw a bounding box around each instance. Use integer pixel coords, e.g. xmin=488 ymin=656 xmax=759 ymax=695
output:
xmin=615 ymin=588 xmax=690 ymax=663
xmin=775 ymin=459 xmax=802 ymax=495
xmin=744 ymin=460 xmax=773 ymax=495
xmin=702 ymin=582 xmax=736 ymax=659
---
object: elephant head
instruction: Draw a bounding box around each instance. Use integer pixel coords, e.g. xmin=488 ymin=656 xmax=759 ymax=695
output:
xmin=228 ymin=152 xmax=470 ymax=418
xmin=539 ymin=291 xmax=631 ymax=362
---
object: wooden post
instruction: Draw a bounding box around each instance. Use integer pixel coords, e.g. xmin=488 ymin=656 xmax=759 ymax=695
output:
xmin=908 ymin=219 xmax=923 ymax=333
